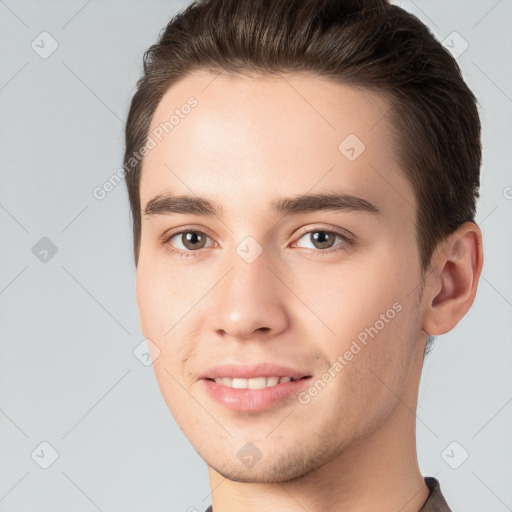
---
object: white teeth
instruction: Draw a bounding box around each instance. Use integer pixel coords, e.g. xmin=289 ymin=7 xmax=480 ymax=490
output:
xmin=231 ymin=378 xmax=247 ymax=389
xmin=217 ymin=377 xmax=231 ymax=387
xmin=213 ymin=376 xmax=298 ymax=389
xmin=266 ymin=376 xmax=279 ymax=387
xmin=247 ymin=377 xmax=267 ymax=390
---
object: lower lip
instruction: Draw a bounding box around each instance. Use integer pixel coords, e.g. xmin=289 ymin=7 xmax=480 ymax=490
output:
xmin=201 ymin=377 xmax=312 ymax=412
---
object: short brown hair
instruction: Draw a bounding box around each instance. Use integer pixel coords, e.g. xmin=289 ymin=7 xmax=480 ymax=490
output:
xmin=124 ymin=0 xmax=481 ymax=271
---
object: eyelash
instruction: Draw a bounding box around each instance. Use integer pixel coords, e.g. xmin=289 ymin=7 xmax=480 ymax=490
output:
xmin=161 ymin=227 xmax=354 ymax=259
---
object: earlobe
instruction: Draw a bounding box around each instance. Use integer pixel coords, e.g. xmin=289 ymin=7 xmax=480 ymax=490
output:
xmin=422 ymin=222 xmax=483 ymax=336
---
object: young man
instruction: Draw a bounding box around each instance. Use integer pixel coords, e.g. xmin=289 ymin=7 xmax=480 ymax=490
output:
xmin=123 ymin=0 xmax=483 ymax=510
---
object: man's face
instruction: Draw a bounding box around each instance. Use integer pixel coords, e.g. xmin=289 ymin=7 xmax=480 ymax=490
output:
xmin=136 ymin=71 xmax=427 ymax=482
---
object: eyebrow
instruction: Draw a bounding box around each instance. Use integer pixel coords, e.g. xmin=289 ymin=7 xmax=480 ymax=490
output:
xmin=143 ymin=191 xmax=380 ymax=218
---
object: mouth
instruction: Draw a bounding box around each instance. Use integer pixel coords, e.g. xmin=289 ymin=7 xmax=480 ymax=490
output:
xmin=204 ymin=375 xmax=311 ymax=389
xmin=200 ymin=363 xmax=313 ymax=412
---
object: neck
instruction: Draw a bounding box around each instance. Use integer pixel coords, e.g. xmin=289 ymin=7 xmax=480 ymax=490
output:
xmin=207 ymin=342 xmax=429 ymax=512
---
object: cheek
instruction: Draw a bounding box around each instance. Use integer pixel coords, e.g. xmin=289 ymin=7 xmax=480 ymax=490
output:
xmin=136 ymin=264 xmax=201 ymax=429
xmin=151 ymin=356 xmax=203 ymax=441
xmin=135 ymin=256 xmax=201 ymax=376
xmin=313 ymin=300 xmax=418 ymax=441
xmin=308 ymin=253 xmax=410 ymax=340
xmin=135 ymin=253 xmax=185 ymax=338
xmin=310 ymin=253 xmax=419 ymax=410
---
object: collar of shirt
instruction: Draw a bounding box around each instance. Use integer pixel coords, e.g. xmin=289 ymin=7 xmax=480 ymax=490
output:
xmin=419 ymin=476 xmax=452 ymax=511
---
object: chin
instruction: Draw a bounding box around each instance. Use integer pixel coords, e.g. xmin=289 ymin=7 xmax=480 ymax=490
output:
xmin=204 ymin=447 xmax=322 ymax=484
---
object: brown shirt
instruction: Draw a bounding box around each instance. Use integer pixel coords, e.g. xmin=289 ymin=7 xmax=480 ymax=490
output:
xmin=204 ymin=476 xmax=452 ymax=511
xmin=420 ymin=477 xmax=452 ymax=511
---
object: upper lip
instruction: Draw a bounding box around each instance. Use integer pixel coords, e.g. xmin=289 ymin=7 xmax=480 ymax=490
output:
xmin=200 ymin=363 xmax=312 ymax=380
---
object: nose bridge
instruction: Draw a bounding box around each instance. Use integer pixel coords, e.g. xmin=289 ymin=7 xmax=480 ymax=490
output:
xmin=225 ymin=238 xmax=274 ymax=302
xmin=208 ymin=238 xmax=289 ymax=339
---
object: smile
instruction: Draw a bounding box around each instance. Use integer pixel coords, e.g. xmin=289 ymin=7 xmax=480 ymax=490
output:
xmin=207 ymin=376 xmax=306 ymax=389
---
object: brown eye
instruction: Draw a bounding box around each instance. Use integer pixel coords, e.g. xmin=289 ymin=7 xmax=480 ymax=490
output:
xmin=167 ymin=230 xmax=213 ymax=251
xmin=295 ymin=230 xmax=348 ymax=251
xmin=310 ymin=231 xmax=336 ymax=249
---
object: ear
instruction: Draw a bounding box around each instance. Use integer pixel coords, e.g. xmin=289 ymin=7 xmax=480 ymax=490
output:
xmin=422 ymin=222 xmax=484 ymax=336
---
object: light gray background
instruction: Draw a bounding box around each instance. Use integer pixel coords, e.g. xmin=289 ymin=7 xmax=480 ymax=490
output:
xmin=1 ymin=0 xmax=511 ymax=510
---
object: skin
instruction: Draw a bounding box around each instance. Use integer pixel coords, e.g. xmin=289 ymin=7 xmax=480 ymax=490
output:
xmin=135 ymin=71 xmax=483 ymax=511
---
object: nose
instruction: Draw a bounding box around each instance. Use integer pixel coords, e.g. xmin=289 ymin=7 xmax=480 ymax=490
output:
xmin=205 ymin=247 xmax=290 ymax=341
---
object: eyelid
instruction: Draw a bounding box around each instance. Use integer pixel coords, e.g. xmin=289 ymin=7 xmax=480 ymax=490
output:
xmin=293 ymin=224 xmax=355 ymax=244
xmin=161 ymin=224 xmax=216 ymax=242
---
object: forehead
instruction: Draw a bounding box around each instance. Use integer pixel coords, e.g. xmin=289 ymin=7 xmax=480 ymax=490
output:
xmin=140 ymin=71 xmax=415 ymax=223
